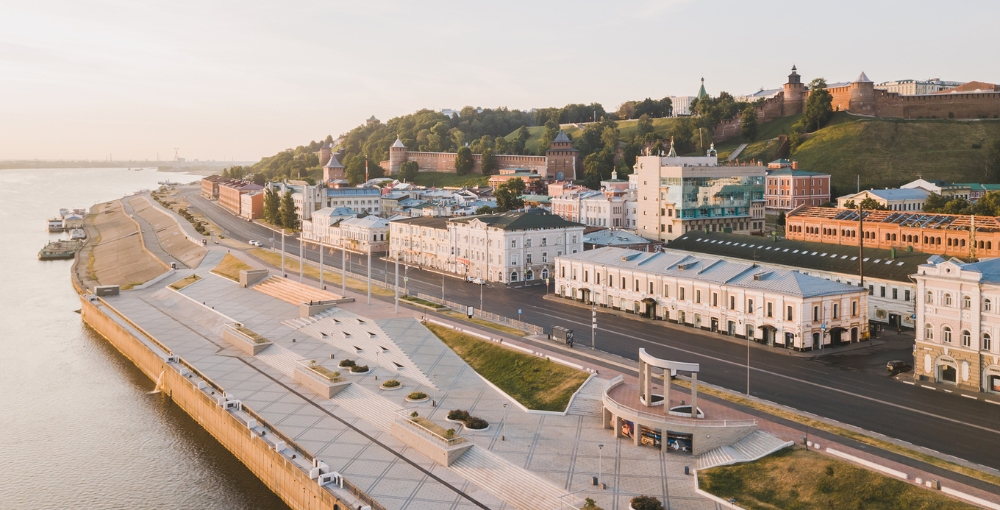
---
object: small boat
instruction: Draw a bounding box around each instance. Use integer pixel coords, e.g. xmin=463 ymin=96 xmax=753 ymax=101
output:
xmin=47 ymin=218 xmax=64 ymax=232
xmin=38 ymin=239 xmax=82 ymax=260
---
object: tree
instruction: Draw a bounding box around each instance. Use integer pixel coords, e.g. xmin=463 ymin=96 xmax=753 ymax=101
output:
xmin=842 ymin=199 xmax=856 ymax=210
xmin=635 ymin=114 xmax=654 ymax=139
xmin=494 ymin=179 xmax=526 ymax=212
xmin=279 ymin=190 xmax=298 ymax=229
xmin=481 ymin=148 xmax=498 ymax=175
xmin=987 ymin=139 xmax=1000 ymax=183
xmin=777 ymin=210 xmax=786 ymax=226
xmin=974 ymin=191 xmax=1000 ymax=216
xmin=399 ymin=161 xmax=419 ymax=182
xmin=474 ymin=205 xmax=494 ymax=215
xmin=803 ymin=78 xmax=833 ymax=132
xmin=455 ymin=146 xmax=474 ymax=175
xmin=943 ymin=197 xmax=972 ymax=215
xmin=252 ymin=173 xmax=266 ymax=186
xmin=740 ymin=105 xmax=758 ymax=142
xmin=859 ymin=197 xmax=887 ymax=211
xmin=263 ymin=187 xmax=279 ymax=224
xmin=922 ymin=192 xmax=948 ymax=213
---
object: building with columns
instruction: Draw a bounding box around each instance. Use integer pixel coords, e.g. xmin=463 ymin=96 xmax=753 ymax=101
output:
xmin=555 ymin=247 xmax=868 ymax=351
xmin=914 ymin=257 xmax=1000 ymax=394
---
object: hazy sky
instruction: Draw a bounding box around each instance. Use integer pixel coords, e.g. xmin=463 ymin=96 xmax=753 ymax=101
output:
xmin=3 ymin=0 xmax=998 ymax=162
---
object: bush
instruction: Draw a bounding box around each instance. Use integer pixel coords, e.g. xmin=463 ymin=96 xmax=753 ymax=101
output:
xmin=339 ymin=359 xmax=356 ymax=368
xmin=382 ymin=379 xmax=401 ymax=387
xmin=410 ymin=411 xmax=418 ymax=418
xmin=445 ymin=428 xmax=456 ymax=438
xmin=465 ymin=417 xmax=489 ymax=430
xmin=448 ymin=409 xmax=470 ymax=421
xmin=408 ymin=391 xmax=427 ymax=400
xmin=630 ymin=496 xmax=663 ymax=510
xmin=350 ymin=364 xmax=369 ymax=373
xmin=582 ymin=498 xmax=604 ymax=510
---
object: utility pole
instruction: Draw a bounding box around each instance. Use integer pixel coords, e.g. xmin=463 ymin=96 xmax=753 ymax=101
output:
xmin=858 ymin=203 xmax=867 ymax=344
xmin=394 ymin=254 xmax=399 ymax=313
xmin=592 ymin=302 xmax=597 ymax=350
xmin=341 ymin=243 xmax=346 ymax=297
xmin=367 ymin=247 xmax=372 ymax=304
xmin=281 ymin=229 xmax=286 ymax=277
xmin=319 ymin=241 xmax=324 ymax=289
xmin=299 ymin=238 xmax=304 ymax=283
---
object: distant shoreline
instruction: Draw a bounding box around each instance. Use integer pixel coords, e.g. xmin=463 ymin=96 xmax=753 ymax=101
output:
xmin=0 ymin=163 xmax=245 ymax=176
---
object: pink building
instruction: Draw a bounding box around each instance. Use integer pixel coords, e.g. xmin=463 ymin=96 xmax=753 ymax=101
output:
xmin=764 ymin=159 xmax=831 ymax=211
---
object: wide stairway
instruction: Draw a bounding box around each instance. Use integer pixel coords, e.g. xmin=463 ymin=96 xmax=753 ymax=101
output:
xmin=254 ymin=344 xmax=303 ymax=378
xmin=728 ymin=142 xmax=749 ymax=161
xmin=565 ymin=376 xmax=605 ymax=416
xmin=696 ymin=430 xmax=792 ymax=470
xmin=254 ymin=276 xmax=343 ymax=305
xmin=329 ymin=384 xmax=402 ymax=433
xmin=450 ymin=446 xmax=577 ymax=510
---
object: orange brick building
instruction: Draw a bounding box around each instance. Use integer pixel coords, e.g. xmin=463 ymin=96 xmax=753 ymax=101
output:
xmin=764 ymin=160 xmax=831 ymax=210
xmin=785 ymin=207 xmax=1000 ymax=259
xmin=200 ymin=175 xmax=225 ymax=199
xmin=218 ymin=180 xmax=264 ymax=216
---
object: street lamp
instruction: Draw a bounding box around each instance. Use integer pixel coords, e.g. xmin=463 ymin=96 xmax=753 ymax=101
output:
xmin=597 ymin=444 xmax=604 ymax=487
xmin=738 ymin=305 xmax=761 ymax=396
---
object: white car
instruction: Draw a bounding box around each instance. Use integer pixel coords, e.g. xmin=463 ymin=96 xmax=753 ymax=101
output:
xmin=471 ymin=277 xmax=485 ymax=285
xmin=249 ymin=240 xmax=261 ymax=247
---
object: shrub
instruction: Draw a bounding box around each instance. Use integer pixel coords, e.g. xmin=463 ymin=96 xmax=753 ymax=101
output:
xmin=630 ymin=496 xmax=664 ymax=510
xmin=339 ymin=359 xmax=356 ymax=368
xmin=465 ymin=417 xmax=489 ymax=430
xmin=410 ymin=411 xmax=418 ymax=418
xmin=382 ymin=379 xmax=401 ymax=388
xmin=445 ymin=428 xmax=456 ymax=438
xmin=447 ymin=409 xmax=470 ymax=421
xmin=582 ymin=498 xmax=604 ymax=510
xmin=407 ymin=391 xmax=427 ymax=400
xmin=350 ymin=364 xmax=369 ymax=373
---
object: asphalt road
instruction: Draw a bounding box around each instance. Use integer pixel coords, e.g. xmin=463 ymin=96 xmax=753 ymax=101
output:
xmin=184 ymin=190 xmax=1000 ymax=470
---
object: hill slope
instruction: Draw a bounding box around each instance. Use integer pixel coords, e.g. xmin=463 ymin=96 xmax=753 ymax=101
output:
xmin=721 ymin=113 xmax=1000 ymax=196
xmin=507 ymin=117 xmax=690 ymax=155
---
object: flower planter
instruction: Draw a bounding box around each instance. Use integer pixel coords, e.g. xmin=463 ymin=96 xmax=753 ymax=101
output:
xmin=405 ymin=395 xmax=430 ymax=403
xmin=380 ymin=382 xmax=403 ymax=391
xmin=348 ymin=368 xmax=370 ymax=375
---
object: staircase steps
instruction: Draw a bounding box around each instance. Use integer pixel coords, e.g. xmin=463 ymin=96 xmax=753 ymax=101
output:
xmin=254 ymin=276 xmax=342 ymax=306
xmin=696 ymin=430 xmax=792 ymax=470
xmin=450 ymin=446 xmax=576 ymax=510
xmin=329 ymin=383 xmax=402 ymax=433
xmin=728 ymin=142 xmax=749 ymax=161
xmin=565 ymin=377 xmax=606 ymax=416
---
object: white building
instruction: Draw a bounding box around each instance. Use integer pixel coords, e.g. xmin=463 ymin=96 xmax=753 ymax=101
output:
xmin=389 ymin=211 xmax=585 ymax=284
xmin=340 ymin=215 xmax=390 ymax=253
xmin=914 ymin=257 xmax=1000 ymax=394
xmin=555 ymin=247 xmax=868 ymax=350
xmin=633 ymin=142 xmax=765 ymax=241
xmin=875 ymin=78 xmax=963 ymax=96
xmin=301 ymin=207 xmax=357 ymax=245
xmin=836 ymin=188 xmax=929 ymax=211
xmin=670 ymin=96 xmax=694 ymax=116
xmin=551 ymin=189 xmax=634 ymax=229
xmin=326 ymin=186 xmax=382 ymax=215
xmin=268 ymin=180 xmax=324 ymax=221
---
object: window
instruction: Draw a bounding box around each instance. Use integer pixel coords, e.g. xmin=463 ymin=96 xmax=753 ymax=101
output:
xmin=542 ymin=252 xmax=548 ymax=263
xmin=526 ymin=253 xmax=532 ymax=264
xmin=905 ymin=290 xmax=910 ymax=302
xmin=892 ymin=288 xmax=897 ymax=300
xmin=851 ymin=300 xmax=858 ymax=316
xmin=541 ymin=238 xmax=547 ymax=246
xmin=813 ymin=306 xmax=819 ymax=322
xmin=963 ymin=295 xmax=972 ymax=309
xmin=986 ymin=299 xmax=993 ymax=312
xmin=786 ymin=305 xmax=793 ymax=321
xmin=943 ymin=326 xmax=952 ymax=343
xmin=663 ymin=285 xmax=669 ymax=298
xmin=926 ymin=291 xmax=934 ymax=304
xmin=695 ymin=290 xmax=701 ymax=303
xmin=766 ymin=302 xmax=773 ymax=318
xmin=962 ymin=330 xmax=971 ymax=347
xmin=712 ymin=293 xmax=718 ymax=307
xmin=635 ymin=279 xmax=639 ymax=291
xmin=679 ymin=287 xmax=685 ymax=301
xmin=560 ymin=266 xmax=565 ymax=277
xmin=945 ymin=294 xmax=953 ymax=306
xmin=525 ymin=239 xmax=532 ymax=247
xmin=596 ymin=273 xmax=601 ymax=285
xmin=649 ymin=282 xmax=654 ymax=294
xmin=748 ymin=299 xmax=754 ymax=313
xmin=868 ymin=285 xmax=874 ymax=295
xmin=582 ymin=270 xmax=587 ymax=282
xmin=510 ymin=240 xmax=517 ymax=248
xmin=621 ymin=277 xmax=626 ymax=289
xmin=832 ymin=303 xmax=839 ymax=319
xmin=984 ymin=333 xmax=992 ymax=351
xmin=730 ymin=296 xmax=736 ymax=310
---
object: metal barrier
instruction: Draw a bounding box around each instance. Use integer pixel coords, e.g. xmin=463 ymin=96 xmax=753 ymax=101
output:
xmin=415 ymin=293 xmax=544 ymax=335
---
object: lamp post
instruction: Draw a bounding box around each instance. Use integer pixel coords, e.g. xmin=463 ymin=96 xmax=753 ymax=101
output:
xmin=739 ymin=305 xmax=760 ymax=396
xmin=281 ymin=229 xmax=285 ymax=277
xmin=394 ymin=254 xmax=400 ymax=313
xmin=598 ymin=444 xmax=604 ymax=486
xmin=299 ymin=236 xmax=304 ymax=283
xmin=592 ymin=301 xmax=597 ymax=350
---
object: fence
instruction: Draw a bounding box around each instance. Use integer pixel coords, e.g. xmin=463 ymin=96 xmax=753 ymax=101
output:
xmin=415 ymin=292 xmax=544 ymax=335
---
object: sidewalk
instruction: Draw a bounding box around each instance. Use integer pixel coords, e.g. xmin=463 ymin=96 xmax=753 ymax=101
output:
xmin=901 ymin=373 xmax=1000 ymax=406
xmin=544 ymin=293 xmax=890 ymax=358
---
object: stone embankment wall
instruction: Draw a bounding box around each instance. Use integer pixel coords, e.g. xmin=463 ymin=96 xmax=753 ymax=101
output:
xmin=79 ymin=296 xmax=354 ymax=510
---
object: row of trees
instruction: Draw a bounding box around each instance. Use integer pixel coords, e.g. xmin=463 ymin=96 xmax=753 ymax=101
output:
xmin=923 ymin=191 xmax=1000 ymax=216
xmin=261 ymin=188 xmax=299 ymax=229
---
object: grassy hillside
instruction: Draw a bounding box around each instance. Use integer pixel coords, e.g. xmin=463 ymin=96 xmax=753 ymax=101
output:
xmin=410 ymin=172 xmax=488 ymax=188
xmin=506 ymin=117 xmax=688 ymax=155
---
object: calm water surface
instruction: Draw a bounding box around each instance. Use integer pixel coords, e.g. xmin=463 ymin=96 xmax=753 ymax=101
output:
xmin=0 ymin=168 xmax=287 ymax=509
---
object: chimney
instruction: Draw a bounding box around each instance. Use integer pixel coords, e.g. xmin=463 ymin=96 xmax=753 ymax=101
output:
xmin=792 ymin=161 xmax=798 ymax=170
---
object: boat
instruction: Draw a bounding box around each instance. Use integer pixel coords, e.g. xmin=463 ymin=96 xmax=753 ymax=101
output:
xmin=38 ymin=239 xmax=83 ymax=260
xmin=47 ymin=218 xmax=64 ymax=232
xmin=69 ymin=229 xmax=87 ymax=240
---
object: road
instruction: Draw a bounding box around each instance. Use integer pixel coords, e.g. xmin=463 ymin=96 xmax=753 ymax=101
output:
xmin=183 ymin=190 xmax=1000 ymax=471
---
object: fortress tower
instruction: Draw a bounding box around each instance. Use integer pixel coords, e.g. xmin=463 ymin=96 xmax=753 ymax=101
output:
xmin=782 ymin=65 xmax=805 ymax=116
xmin=388 ymin=136 xmax=408 ymax=174
xmin=849 ymin=71 xmax=876 ymax=115
xmin=317 ymin=141 xmax=332 ymax=166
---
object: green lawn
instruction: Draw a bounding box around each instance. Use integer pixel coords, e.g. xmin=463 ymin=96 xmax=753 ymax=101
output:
xmin=425 ymin=323 xmax=590 ymax=411
xmin=211 ymin=253 xmax=252 ymax=281
xmin=699 ymin=448 xmax=976 ymax=510
xmin=409 ymin=172 xmax=489 ymax=188
xmin=168 ymin=274 xmax=201 ymax=290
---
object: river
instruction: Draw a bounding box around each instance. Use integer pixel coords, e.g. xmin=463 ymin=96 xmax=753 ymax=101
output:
xmin=0 ymin=167 xmax=287 ymax=509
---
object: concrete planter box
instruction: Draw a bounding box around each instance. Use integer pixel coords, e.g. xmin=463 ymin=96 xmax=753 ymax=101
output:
xmin=346 ymin=368 xmax=370 ymax=375
xmin=293 ymin=365 xmax=351 ymax=399
xmin=463 ymin=423 xmax=490 ymax=432
xmin=380 ymin=382 xmax=403 ymax=391
xmin=222 ymin=324 xmax=272 ymax=355
xmin=389 ymin=421 xmax=472 ymax=467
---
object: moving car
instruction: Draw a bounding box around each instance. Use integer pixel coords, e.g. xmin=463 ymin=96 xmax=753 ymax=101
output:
xmin=886 ymin=360 xmax=912 ymax=374
xmin=471 ymin=277 xmax=484 ymax=285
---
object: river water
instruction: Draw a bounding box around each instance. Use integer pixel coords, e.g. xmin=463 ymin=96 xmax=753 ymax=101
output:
xmin=0 ymin=168 xmax=287 ymax=509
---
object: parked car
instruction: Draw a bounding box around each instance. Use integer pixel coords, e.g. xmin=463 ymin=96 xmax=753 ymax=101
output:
xmin=471 ymin=277 xmax=485 ymax=285
xmin=248 ymin=240 xmax=262 ymax=247
xmin=886 ymin=360 xmax=912 ymax=374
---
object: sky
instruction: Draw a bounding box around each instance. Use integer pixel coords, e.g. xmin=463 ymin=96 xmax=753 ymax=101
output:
xmin=2 ymin=0 xmax=998 ymax=162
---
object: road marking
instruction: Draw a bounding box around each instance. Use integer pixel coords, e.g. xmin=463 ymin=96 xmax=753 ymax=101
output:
xmin=988 ymin=400 xmax=1000 ymax=406
xmin=961 ymin=394 xmax=978 ymax=400
xmin=519 ymin=303 xmax=1000 ymax=436
xmin=943 ymin=389 xmax=952 ymax=393
xmin=921 ymin=385 xmax=937 ymax=390
xmin=902 ymin=381 xmax=914 ymax=385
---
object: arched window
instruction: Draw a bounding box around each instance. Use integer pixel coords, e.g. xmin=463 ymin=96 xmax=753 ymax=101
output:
xmin=984 ymin=333 xmax=992 ymax=351
xmin=944 ymin=294 xmax=953 ymax=306
xmin=986 ymin=299 xmax=993 ymax=312
xmin=510 ymin=271 xmax=518 ymax=282
xmin=963 ymin=295 xmax=972 ymax=309
xmin=926 ymin=291 xmax=934 ymax=304
xmin=962 ymin=330 xmax=971 ymax=347
xmin=943 ymin=326 xmax=952 ymax=343
xmin=925 ymin=324 xmax=934 ymax=340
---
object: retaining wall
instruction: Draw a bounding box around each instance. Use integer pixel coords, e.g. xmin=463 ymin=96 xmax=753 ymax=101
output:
xmin=79 ymin=296 xmax=356 ymax=510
